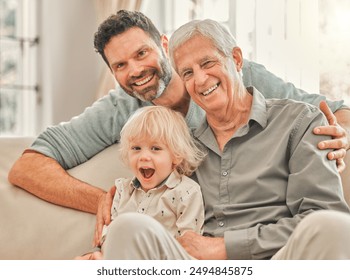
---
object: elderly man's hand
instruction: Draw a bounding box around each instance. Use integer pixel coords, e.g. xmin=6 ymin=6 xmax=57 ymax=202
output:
xmin=314 ymin=101 xmax=349 ymax=173
xmin=177 ymin=231 xmax=227 ymax=260
xmin=94 ymin=186 xmax=116 ymax=247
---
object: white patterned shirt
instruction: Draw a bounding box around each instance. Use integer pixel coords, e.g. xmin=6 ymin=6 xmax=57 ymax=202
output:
xmin=101 ymin=172 xmax=204 ymax=244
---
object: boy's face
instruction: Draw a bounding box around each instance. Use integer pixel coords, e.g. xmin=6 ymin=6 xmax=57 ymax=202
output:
xmin=127 ymin=139 xmax=178 ymax=191
xmin=104 ymin=27 xmax=172 ymax=103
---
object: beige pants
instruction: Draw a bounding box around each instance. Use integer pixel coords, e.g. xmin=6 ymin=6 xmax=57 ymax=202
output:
xmin=102 ymin=210 xmax=350 ymax=260
xmin=102 ymin=212 xmax=192 ymax=259
xmin=272 ymin=210 xmax=350 ymax=259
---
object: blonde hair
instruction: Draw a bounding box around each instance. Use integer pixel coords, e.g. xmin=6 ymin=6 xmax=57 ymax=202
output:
xmin=119 ymin=106 xmax=206 ymax=176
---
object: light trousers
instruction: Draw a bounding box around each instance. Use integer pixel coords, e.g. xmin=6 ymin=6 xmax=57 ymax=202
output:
xmin=102 ymin=210 xmax=350 ymax=260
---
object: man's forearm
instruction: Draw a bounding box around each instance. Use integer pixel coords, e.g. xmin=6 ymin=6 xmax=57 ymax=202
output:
xmin=8 ymin=151 xmax=105 ymax=214
xmin=334 ymin=108 xmax=350 ymax=150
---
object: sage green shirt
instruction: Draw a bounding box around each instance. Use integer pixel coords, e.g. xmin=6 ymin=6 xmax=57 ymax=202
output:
xmin=193 ymin=87 xmax=350 ymax=260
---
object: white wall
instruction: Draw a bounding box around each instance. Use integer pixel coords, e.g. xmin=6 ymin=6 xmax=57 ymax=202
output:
xmin=141 ymin=0 xmax=164 ymax=32
xmin=37 ymin=0 xmax=103 ymax=132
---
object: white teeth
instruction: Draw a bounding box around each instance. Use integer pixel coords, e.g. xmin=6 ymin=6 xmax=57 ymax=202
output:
xmin=135 ymin=75 xmax=153 ymax=86
xmin=202 ymin=84 xmax=218 ymax=96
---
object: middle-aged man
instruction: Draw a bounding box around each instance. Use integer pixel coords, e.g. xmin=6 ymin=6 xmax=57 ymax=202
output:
xmin=94 ymin=18 xmax=350 ymax=260
xmin=8 ymin=10 xmax=350 ymax=245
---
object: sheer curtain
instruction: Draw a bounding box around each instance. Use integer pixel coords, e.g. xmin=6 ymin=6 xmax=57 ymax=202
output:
xmin=94 ymin=0 xmax=143 ymax=99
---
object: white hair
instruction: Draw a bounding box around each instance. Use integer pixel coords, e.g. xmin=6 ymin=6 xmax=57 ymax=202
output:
xmin=169 ymin=19 xmax=238 ymax=69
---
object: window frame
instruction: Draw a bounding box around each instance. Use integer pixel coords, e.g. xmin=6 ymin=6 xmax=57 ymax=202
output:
xmin=0 ymin=0 xmax=40 ymax=136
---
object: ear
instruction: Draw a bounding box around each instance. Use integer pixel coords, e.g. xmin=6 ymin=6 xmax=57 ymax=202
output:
xmin=172 ymin=156 xmax=182 ymax=168
xmin=161 ymin=34 xmax=169 ymax=55
xmin=232 ymin=47 xmax=243 ymax=72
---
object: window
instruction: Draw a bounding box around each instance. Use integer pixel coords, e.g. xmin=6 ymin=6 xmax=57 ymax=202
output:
xmin=0 ymin=0 xmax=39 ymax=136
xmin=157 ymin=0 xmax=319 ymax=93
xmin=160 ymin=0 xmax=232 ymax=37
xmin=319 ymin=0 xmax=350 ymax=104
xmin=156 ymin=0 xmax=350 ymax=104
xmin=235 ymin=0 xmax=320 ymax=93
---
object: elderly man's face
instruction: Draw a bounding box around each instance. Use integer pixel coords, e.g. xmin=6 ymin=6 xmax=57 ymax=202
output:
xmin=173 ymin=35 xmax=238 ymax=113
xmin=104 ymin=27 xmax=172 ymax=102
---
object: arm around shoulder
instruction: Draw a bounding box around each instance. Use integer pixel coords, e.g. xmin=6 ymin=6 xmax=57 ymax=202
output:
xmin=243 ymin=59 xmax=345 ymax=112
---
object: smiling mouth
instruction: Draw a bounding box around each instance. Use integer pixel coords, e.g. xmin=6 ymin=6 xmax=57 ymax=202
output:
xmin=134 ymin=74 xmax=154 ymax=86
xmin=202 ymin=83 xmax=219 ymax=96
xmin=140 ymin=167 xmax=155 ymax=179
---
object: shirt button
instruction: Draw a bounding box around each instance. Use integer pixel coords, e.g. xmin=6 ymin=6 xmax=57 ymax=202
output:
xmin=222 ymin=171 xmax=228 ymax=176
xmin=218 ymin=221 xmax=225 ymax=227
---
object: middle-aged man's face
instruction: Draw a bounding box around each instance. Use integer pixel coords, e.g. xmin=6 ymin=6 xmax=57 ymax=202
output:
xmin=104 ymin=27 xmax=172 ymax=102
xmin=173 ymin=35 xmax=237 ymax=114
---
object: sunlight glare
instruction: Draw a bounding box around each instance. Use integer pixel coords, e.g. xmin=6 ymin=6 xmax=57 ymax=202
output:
xmin=334 ymin=8 xmax=350 ymax=33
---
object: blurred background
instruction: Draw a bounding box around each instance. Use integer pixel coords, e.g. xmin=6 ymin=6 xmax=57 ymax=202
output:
xmin=0 ymin=0 xmax=349 ymax=137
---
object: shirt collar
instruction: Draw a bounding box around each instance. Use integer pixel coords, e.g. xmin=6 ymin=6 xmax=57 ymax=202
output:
xmin=130 ymin=171 xmax=182 ymax=192
xmin=246 ymin=86 xmax=267 ymax=129
xmin=194 ymin=86 xmax=267 ymax=138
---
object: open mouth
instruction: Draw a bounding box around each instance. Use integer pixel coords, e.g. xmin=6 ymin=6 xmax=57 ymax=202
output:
xmin=133 ymin=74 xmax=154 ymax=86
xmin=139 ymin=167 xmax=155 ymax=179
xmin=202 ymin=83 xmax=220 ymax=96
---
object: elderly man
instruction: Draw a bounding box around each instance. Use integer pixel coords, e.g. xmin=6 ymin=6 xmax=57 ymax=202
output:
xmin=168 ymin=19 xmax=350 ymax=259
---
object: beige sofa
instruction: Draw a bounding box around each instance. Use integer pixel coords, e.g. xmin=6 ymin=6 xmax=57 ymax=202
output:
xmin=0 ymin=137 xmax=349 ymax=260
xmin=0 ymin=137 xmax=132 ymax=260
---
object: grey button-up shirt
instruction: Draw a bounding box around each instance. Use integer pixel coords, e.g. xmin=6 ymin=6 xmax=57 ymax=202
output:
xmin=193 ymin=87 xmax=350 ymax=260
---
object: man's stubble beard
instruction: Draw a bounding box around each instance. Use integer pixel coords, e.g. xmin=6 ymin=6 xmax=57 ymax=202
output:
xmin=123 ymin=53 xmax=172 ymax=102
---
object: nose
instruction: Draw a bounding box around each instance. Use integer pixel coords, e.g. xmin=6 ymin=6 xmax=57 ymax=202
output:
xmin=139 ymin=149 xmax=151 ymax=161
xmin=193 ymin=68 xmax=208 ymax=87
xmin=128 ymin=60 xmax=145 ymax=78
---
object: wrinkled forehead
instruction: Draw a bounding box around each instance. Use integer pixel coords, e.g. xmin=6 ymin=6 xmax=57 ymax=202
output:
xmin=173 ymin=35 xmax=222 ymax=68
xmin=113 ymin=27 xmax=159 ymax=50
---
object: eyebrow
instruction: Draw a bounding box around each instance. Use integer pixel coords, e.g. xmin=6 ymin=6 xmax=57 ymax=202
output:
xmin=200 ymin=55 xmax=217 ymax=63
xmin=178 ymin=55 xmax=216 ymax=73
xmin=110 ymin=44 xmax=151 ymax=68
xmin=178 ymin=66 xmax=191 ymax=75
